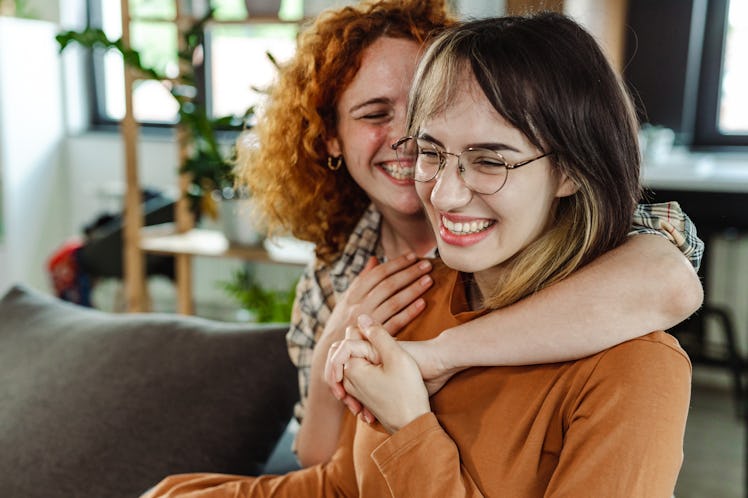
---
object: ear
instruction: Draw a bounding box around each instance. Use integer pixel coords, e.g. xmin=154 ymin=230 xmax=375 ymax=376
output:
xmin=555 ymin=171 xmax=579 ymax=198
xmin=326 ymin=136 xmax=342 ymax=157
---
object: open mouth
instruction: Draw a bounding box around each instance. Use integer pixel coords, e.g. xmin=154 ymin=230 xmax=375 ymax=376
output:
xmin=379 ymin=162 xmax=414 ymax=181
xmin=442 ymin=216 xmax=495 ymax=235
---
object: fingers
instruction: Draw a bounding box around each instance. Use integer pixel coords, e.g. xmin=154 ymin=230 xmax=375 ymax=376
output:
xmin=341 ymin=394 xmax=363 ymax=416
xmin=329 ymin=328 xmax=381 ymax=383
xmin=362 ymin=255 xmax=378 ymax=273
xmin=380 ymin=294 xmax=427 ymax=335
xmin=348 ymin=253 xmax=431 ymax=308
xmin=357 ymin=314 xmax=400 ymax=361
xmin=324 ymin=325 xmax=380 ymax=407
xmin=366 ymin=259 xmax=433 ymax=322
xmin=344 ymin=325 xmax=363 ymax=341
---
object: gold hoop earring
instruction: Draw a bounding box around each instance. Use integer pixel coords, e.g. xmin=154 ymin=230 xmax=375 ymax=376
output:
xmin=327 ymin=156 xmax=343 ymax=171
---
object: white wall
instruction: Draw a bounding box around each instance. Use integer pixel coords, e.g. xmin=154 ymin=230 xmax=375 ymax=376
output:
xmin=0 ymin=18 xmax=67 ymax=295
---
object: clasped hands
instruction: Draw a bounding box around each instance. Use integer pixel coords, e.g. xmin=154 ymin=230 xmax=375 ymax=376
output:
xmin=325 ymin=314 xmax=458 ymax=434
xmin=318 ymin=254 xmax=458 ymax=433
xmin=324 ymin=314 xmax=430 ymax=433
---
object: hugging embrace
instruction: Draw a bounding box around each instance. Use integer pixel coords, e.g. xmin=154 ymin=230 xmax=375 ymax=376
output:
xmin=145 ymin=4 xmax=699 ymax=498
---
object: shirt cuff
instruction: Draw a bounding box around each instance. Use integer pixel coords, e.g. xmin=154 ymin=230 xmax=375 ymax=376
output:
xmin=371 ymin=412 xmax=442 ymax=469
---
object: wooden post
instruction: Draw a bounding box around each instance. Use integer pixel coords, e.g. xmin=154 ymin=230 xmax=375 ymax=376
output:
xmin=174 ymin=2 xmax=195 ymax=315
xmin=120 ymin=0 xmax=148 ymax=312
xmin=564 ymin=0 xmax=629 ymax=74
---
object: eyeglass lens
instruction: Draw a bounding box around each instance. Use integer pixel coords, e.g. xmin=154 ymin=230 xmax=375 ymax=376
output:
xmin=394 ymin=137 xmax=509 ymax=195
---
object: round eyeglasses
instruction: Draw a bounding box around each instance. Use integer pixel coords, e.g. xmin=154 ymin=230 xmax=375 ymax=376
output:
xmin=392 ymin=136 xmax=554 ymax=195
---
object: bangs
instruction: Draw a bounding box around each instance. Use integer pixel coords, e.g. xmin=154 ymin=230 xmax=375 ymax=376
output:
xmin=406 ymin=36 xmax=470 ymax=136
xmin=406 ymin=21 xmax=545 ymax=151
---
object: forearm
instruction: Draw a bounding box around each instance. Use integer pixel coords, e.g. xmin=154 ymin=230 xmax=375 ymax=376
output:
xmin=431 ymin=234 xmax=703 ymax=370
xmin=295 ymin=333 xmax=346 ymax=467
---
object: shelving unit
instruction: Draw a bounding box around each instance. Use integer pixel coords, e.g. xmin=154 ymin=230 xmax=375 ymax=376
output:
xmin=119 ymin=0 xmax=305 ymax=315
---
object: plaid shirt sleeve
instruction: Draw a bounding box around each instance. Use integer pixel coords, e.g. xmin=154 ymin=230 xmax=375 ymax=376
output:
xmin=630 ymin=202 xmax=705 ymax=272
xmin=286 ymin=261 xmax=334 ymax=422
xmin=286 ymin=205 xmax=382 ymax=423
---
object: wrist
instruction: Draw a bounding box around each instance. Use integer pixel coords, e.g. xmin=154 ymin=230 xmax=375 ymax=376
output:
xmin=429 ymin=331 xmax=464 ymax=375
xmin=388 ymin=407 xmax=431 ymax=434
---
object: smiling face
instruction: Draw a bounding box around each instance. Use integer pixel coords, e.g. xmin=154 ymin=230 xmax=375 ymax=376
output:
xmin=326 ymin=36 xmax=424 ymax=220
xmin=415 ymin=74 xmax=576 ymax=293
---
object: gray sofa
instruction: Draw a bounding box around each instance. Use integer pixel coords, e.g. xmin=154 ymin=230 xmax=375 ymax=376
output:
xmin=0 ymin=285 xmax=300 ymax=498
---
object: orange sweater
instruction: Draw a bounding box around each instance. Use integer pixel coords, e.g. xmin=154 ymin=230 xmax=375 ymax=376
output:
xmin=145 ymin=261 xmax=691 ymax=497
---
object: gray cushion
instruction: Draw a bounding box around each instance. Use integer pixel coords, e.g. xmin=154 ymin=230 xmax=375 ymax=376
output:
xmin=0 ymin=285 xmax=298 ymax=498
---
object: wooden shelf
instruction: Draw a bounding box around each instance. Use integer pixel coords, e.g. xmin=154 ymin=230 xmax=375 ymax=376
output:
xmin=140 ymin=224 xmax=311 ymax=267
xmin=139 ymin=224 xmax=312 ymax=315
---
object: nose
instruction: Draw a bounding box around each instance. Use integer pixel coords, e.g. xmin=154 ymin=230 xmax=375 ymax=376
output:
xmin=430 ymin=155 xmax=473 ymax=211
xmin=390 ymin=105 xmax=408 ymax=145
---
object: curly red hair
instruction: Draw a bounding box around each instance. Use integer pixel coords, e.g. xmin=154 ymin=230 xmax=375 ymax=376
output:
xmin=236 ymin=0 xmax=455 ymax=262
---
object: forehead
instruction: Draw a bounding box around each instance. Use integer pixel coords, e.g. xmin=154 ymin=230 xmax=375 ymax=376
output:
xmin=419 ymin=76 xmax=525 ymax=144
xmin=337 ymin=37 xmax=421 ymax=108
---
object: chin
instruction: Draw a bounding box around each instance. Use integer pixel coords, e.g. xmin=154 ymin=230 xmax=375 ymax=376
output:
xmin=438 ymin=250 xmax=489 ymax=274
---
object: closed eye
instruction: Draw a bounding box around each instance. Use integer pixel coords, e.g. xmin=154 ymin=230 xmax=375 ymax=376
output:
xmin=361 ymin=111 xmax=390 ymax=120
xmin=467 ymin=151 xmax=507 ymax=167
xmin=418 ymin=148 xmax=440 ymax=157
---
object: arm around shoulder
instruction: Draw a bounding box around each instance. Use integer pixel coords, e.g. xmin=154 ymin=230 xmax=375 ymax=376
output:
xmin=413 ymin=231 xmax=703 ymax=381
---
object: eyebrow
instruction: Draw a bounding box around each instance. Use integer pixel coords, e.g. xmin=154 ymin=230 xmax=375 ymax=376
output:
xmin=417 ymin=132 xmax=521 ymax=153
xmin=348 ymin=98 xmax=391 ymax=114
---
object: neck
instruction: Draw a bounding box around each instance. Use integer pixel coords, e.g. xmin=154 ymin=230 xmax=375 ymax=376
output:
xmin=378 ymin=208 xmax=436 ymax=259
xmin=471 ymin=265 xmax=507 ymax=309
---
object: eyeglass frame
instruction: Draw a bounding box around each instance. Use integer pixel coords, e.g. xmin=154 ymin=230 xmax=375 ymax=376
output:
xmin=391 ymin=135 xmax=555 ymax=195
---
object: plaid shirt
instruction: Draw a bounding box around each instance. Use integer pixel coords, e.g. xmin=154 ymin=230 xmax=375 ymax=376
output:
xmin=287 ymin=202 xmax=704 ymax=421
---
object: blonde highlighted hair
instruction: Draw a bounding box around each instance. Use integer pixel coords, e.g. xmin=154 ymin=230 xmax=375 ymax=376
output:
xmin=236 ymin=0 xmax=455 ymax=262
xmin=407 ymin=13 xmax=642 ymax=309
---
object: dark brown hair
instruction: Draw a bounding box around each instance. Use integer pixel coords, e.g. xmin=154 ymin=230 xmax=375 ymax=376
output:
xmin=408 ymin=12 xmax=642 ymax=307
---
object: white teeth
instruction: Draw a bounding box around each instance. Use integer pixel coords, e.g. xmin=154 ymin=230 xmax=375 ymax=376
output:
xmin=442 ymin=216 xmax=493 ymax=235
xmin=381 ymin=162 xmax=414 ymax=180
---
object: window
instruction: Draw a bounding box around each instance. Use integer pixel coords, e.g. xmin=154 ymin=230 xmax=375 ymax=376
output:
xmin=624 ymin=0 xmax=748 ymax=150
xmin=694 ymin=0 xmax=748 ymax=146
xmin=87 ymin=0 xmax=302 ymax=126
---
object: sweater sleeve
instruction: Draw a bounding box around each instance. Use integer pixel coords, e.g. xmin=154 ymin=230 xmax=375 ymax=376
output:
xmin=545 ymin=332 xmax=692 ymax=498
xmin=141 ymin=417 xmax=360 ymax=498
xmin=370 ymin=413 xmax=485 ymax=498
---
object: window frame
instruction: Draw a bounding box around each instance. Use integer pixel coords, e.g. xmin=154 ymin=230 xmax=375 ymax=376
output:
xmin=692 ymin=0 xmax=748 ymax=148
xmin=85 ymin=0 xmax=208 ymax=130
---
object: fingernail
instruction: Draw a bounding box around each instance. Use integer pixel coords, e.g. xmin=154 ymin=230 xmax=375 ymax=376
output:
xmin=420 ymin=275 xmax=432 ymax=287
xmin=406 ymin=252 xmax=416 ymax=261
xmin=419 ymin=260 xmax=431 ymax=270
